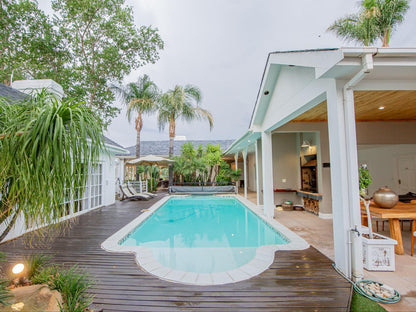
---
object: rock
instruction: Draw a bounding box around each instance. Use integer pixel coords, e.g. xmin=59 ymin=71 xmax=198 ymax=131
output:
xmin=46 ymin=290 xmax=62 ymax=312
xmin=10 ymin=302 xmax=24 ymax=311
xmin=1 ymin=284 xmax=63 ymax=312
xmin=37 ymin=286 xmax=53 ymax=302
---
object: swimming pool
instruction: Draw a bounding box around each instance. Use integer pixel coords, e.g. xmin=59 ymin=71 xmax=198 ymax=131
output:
xmin=102 ymin=195 xmax=308 ymax=285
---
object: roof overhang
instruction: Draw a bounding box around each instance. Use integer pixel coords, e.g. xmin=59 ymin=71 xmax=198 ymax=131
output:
xmin=224 ymin=130 xmax=261 ymax=155
xmin=105 ymin=143 xmax=129 ymax=154
xmin=249 ymin=47 xmax=416 ymax=129
xmin=229 ymin=47 xmax=416 ymax=154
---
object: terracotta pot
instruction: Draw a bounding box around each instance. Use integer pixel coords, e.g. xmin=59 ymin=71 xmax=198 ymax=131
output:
xmin=373 ymin=187 xmax=398 ymax=209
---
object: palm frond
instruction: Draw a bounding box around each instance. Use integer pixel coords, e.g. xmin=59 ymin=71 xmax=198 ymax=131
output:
xmin=0 ymin=90 xmax=104 ymax=239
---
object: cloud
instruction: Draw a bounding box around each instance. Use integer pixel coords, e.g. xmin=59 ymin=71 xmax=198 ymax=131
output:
xmin=38 ymin=0 xmax=416 ymax=146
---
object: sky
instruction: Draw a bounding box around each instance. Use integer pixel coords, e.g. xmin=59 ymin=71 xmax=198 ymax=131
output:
xmin=37 ymin=0 xmax=416 ymax=147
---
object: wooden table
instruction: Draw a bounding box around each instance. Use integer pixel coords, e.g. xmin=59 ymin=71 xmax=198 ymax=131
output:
xmin=361 ymin=201 xmax=416 ymax=255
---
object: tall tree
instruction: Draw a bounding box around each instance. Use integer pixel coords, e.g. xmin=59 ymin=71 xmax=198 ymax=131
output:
xmin=111 ymin=75 xmax=159 ymax=157
xmin=157 ymin=85 xmax=213 ymax=185
xmin=328 ymin=0 xmax=409 ymax=47
xmin=51 ymin=0 xmax=164 ymax=125
xmin=0 ymin=0 xmax=68 ymax=85
xmin=0 ymin=91 xmax=104 ymax=241
xmin=363 ymin=0 xmax=410 ymax=46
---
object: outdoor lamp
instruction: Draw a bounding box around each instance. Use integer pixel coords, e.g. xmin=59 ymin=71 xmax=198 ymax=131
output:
xmin=301 ymin=140 xmax=310 ymax=148
xmin=12 ymin=263 xmax=24 ymax=275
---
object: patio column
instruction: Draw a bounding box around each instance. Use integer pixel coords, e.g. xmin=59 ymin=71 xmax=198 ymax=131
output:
xmin=261 ymin=131 xmax=274 ymax=218
xmin=255 ymin=140 xmax=260 ymax=205
xmin=327 ymin=82 xmax=363 ymax=281
xmin=234 ymin=152 xmax=239 ymax=191
xmin=243 ymin=148 xmax=248 ymax=198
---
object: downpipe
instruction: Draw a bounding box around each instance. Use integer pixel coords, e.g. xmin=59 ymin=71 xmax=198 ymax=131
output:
xmin=343 ymin=50 xmax=376 ymax=281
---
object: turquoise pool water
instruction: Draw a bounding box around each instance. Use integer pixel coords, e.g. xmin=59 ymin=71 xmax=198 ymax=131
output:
xmin=121 ymin=196 xmax=288 ymax=273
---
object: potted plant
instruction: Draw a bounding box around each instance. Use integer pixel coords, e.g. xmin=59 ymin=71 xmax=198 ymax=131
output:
xmin=359 ymin=164 xmax=397 ymax=271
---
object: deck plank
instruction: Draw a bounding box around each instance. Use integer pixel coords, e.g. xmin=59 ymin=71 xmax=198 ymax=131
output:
xmin=0 ymin=195 xmax=351 ymax=311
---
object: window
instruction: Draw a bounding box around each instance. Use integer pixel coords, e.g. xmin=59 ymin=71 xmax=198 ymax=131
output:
xmin=90 ymin=164 xmax=103 ymax=209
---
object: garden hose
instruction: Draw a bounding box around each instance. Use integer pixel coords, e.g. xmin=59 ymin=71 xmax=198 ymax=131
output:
xmin=353 ymin=279 xmax=400 ymax=304
xmin=332 ymin=263 xmax=401 ymax=304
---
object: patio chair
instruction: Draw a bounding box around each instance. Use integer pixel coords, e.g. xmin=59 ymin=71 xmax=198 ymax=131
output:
xmin=119 ymin=184 xmax=151 ymax=201
xmin=127 ymin=182 xmax=157 ymax=198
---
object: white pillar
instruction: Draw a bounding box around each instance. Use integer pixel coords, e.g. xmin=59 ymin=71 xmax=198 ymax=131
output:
xmin=255 ymin=140 xmax=260 ymax=205
xmin=327 ymin=82 xmax=362 ymax=280
xmin=243 ymin=148 xmax=248 ymax=198
xmin=343 ymin=87 xmax=364 ymax=281
xmin=234 ymin=152 xmax=239 ymax=191
xmin=261 ymin=132 xmax=274 ymax=218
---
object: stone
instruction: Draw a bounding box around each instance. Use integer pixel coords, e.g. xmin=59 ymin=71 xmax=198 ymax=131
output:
xmin=0 ymin=284 xmax=63 ymax=312
xmin=10 ymin=302 xmax=24 ymax=311
xmin=46 ymin=290 xmax=62 ymax=312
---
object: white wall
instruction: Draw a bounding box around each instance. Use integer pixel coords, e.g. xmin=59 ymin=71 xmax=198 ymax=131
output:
xmin=247 ymin=153 xmax=256 ymax=192
xmin=262 ymin=66 xmax=316 ymax=130
xmin=358 ymin=144 xmax=416 ymax=195
xmin=272 ymin=133 xmax=301 ymax=205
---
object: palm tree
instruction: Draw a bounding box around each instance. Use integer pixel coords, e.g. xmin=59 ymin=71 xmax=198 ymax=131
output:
xmin=328 ymin=12 xmax=379 ymax=46
xmin=157 ymin=85 xmax=213 ymax=185
xmin=0 ymin=91 xmax=104 ymax=241
xmin=328 ymin=0 xmax=409 ymax=47
xmin=363 ymin=0 xmax=409 ymax=46
xmin=111 ymin=74 xmax=159 ymax=157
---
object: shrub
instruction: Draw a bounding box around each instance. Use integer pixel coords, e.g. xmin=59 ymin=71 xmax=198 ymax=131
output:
xmin=32 ymin=264 xmax=94 ymax=312
xmin=0 ymin=252 xmax=10 ymax=306
xmin=25 ymin=253 xmax=50 ymax=280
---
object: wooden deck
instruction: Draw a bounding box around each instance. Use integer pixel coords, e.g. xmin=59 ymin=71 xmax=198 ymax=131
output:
xmin=0 ymin=195 xmax=351 ymax=311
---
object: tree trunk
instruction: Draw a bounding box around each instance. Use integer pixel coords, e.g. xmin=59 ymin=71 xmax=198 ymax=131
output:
xmin=168 ymin=117 xmax=175 ymax=186
xmin=210 ymin=164 xmax=219 ymax=184
xmin=382 ymin=28 xmax=390 ymax=47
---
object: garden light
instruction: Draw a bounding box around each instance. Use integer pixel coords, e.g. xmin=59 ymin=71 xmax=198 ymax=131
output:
xmin=12 ymin=263 xmax=24 ymax=275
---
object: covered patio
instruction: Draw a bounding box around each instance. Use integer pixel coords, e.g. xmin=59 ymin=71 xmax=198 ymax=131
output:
xmin=226 ymin=48 xmax=416 ymax=284
xmin=0 ymin=196 xmax=351 ymax=311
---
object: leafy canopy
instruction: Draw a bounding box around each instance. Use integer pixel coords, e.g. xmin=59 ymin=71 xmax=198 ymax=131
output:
xmin=0 ymin=0 xmax=68 ymax=85
xmin=173 ymin=142 xmax=229 ymax=184
xmin=52 ymin=0 xmax=164 ymax=125
xmin=328 ymin=0 xmax=409 ymax=46
xmin=0 ymin=0 xmax=164 ymax=126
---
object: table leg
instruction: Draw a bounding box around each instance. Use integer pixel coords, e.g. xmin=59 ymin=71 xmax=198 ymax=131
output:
xmin=389 ymin=218 xmax=404 ymax=255
xmin=411 ymin=220 xmax=415 ymax=257
xmin=361 ymin=215 xmax=368 ymax=227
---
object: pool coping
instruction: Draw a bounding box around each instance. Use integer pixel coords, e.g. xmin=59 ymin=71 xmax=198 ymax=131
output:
xmin=101 ymin=195 xmax=309 ymax=286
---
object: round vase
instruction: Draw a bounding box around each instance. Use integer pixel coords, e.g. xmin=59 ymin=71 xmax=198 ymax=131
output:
xmin=373 ymin=187 xmax=398 ymax=209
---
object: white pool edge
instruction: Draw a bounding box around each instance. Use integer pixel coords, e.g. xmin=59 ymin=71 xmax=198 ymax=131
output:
xmin=101 ymin=194 xmax=309 ymax=286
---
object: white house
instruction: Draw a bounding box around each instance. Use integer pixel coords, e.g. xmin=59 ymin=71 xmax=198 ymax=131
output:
xmin=0 ymin=80 xmax=128 ymax=242
xmin=225 ymin=47 xmax=416 ymax=281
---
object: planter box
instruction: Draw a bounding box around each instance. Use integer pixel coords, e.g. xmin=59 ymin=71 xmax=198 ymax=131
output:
xmin=362 ymin=228 xmax=397 ymax=271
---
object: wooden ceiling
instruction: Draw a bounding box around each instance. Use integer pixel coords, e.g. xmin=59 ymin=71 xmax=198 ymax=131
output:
xmin=291 ymin=90 xmax=416 ymax=122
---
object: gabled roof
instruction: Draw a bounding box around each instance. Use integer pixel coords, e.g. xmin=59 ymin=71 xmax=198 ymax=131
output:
xmin=118 ymin=139 xmax=235 ymax=157
xmin=104 ymin=136 xmax=124 ymax=149
xmin=250 ymin=47 xmax=416 ymax=129
xmin=226 ymin=47 xmax=416 ymax=155
xmin=0 ymin=83 xmax=28 ymax=102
